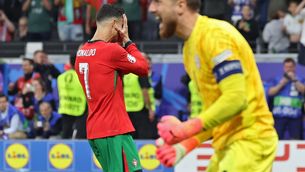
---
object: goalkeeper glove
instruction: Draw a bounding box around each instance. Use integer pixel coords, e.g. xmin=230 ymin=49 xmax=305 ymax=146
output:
xmin=155 ymin=135 xmax=203 ymax=167
xmin=156 ymin=142 xmax=186 ymax=167
xmin=157 ymin=115 xmax=203 ymax=144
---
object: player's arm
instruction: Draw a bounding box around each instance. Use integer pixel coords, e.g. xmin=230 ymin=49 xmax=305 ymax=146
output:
xmin=196 ymin=73 xmax=247 ymax=129
xmin=296 ymin=0 xmax=305 ymax=14
xmin=294 ymin=79 xmax=305 ymax=94
xmin=268 ymin=77 xmax=288 ymax=96
xmin=179 ymin=129 xmax=212 ymax=153
xmin=139 ymin=77 xmax=155 ymax=121
xmin=195 ymin=33 xmax=248 ymax=130
xmin=111 ymin=43 xmax=149 ymax=76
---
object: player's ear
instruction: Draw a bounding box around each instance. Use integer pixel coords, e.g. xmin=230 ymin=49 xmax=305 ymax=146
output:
xmin=112 ymin=19 xmax=117 ymax=29
xmin=176 ymin=0 xmax=186 ymax=15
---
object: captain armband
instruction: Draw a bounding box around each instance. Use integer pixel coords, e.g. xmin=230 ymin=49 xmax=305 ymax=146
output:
xmin=212 ymin=60 xmax=243 ymax=83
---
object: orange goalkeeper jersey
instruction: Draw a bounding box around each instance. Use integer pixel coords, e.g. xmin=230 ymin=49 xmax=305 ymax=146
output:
xmin=183 ymin=16 xmax=277 ymax=150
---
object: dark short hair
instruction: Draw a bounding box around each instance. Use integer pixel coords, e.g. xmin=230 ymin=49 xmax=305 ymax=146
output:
xmin=283 ymin=57 xmax=296 ymax=65
xmin=186 ymin=0 xmax=201 ymax=12
xmin=96 ymin=4 xmax=125 ymax=23
xmin=39 ymin=101 xmax=52 ymax=109
xmin=33 ymin=50 xmax=46 ymax=56
xmin=22 ymin=58 xmax=34 ymax=65
xmin=0 ymin=93 xmax=8 ymax=101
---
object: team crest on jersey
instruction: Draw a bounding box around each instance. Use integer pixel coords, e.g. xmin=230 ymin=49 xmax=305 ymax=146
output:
xmin=132 ymin=158 xmax=138 ymax=167
xmin=127 ymin=54 xmax=136 ymax=63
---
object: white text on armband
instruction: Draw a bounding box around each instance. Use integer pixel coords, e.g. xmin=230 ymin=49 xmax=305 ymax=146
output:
xmin=213 ymin=60 xmax=243 ymax=83
xmin=77 ymin=49 xmax=96 ymax=57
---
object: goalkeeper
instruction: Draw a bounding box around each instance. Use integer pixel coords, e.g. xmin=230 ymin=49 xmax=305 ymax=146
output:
xmin=149 ymin=0 xmax=278 ymax=171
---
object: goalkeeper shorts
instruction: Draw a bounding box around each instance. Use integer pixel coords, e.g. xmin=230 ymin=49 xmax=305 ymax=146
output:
xmin=206 ymin=136 xmax=278 ymax=172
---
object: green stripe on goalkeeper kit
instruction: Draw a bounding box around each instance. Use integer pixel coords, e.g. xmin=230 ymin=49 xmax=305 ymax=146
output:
xmin=273 ymin=96 xmax=303 ymax=108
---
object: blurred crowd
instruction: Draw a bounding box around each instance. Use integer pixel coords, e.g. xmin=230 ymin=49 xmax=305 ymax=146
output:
xmin=0 ymin=50 xmax=88 ymax=139
xmin=203 ymin=0 xmax=305 ymax=55
xmin=0 ymin=0 xmax=158 ymax=42
xmin=1 ymin=0 xmax=305 ymax=54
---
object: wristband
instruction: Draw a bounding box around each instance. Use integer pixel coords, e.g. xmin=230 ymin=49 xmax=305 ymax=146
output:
xmin=123 ymin=40 xmax=133 ymax=48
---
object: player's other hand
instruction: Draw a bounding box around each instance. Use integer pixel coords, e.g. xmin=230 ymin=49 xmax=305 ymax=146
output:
xmin=155 ymin=139 xmax=186 ymax=167
xmin=115 ymin=14 xmax=130 ymax=45
xmin=157 ymin=115 xmax=203 ymax=145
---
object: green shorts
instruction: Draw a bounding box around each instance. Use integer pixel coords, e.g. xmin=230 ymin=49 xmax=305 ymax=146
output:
xmin=89 ymin=134 xmax=142 ymax=172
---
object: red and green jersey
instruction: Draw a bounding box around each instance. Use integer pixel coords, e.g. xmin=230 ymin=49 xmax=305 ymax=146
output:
xmin=75 ymin=41 xmax=148 ymax=139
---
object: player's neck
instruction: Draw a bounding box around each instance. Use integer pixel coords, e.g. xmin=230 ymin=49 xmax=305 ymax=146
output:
xmin=91 ymin=29 xmax=112 ymax=42
xmin=176 ymin=13 xmax=199 ymax=40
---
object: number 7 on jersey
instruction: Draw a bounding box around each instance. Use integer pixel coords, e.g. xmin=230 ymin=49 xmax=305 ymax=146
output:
xmin=79 ymin=63 xmax=92 ymax=99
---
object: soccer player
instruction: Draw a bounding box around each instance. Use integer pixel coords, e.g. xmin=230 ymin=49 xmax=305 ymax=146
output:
xmin=149 ymin=0 xmax=278 ymax=171
xmin=75 ymin=5 xmax=148 ymax=172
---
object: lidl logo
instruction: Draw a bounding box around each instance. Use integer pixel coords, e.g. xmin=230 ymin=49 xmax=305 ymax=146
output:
xmin=138 ymin=144 xmax=160 ymax=170
xmin=5 ymin=143 xmax=30 ymax=169
xmin=49 ymin=143 xmax=73 ymax=170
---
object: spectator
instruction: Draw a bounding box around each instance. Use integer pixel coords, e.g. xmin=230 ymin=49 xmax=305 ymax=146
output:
xmin=263 ymin=9 xmax=290 ymax=53
xmin=255 ymin=0 xmax=270 ymax=30
xmin=0 ymin=10 xmax=15 ymax=42
xmin=8 ymin=58 xmax=40 ymax=120
xmin=54 ymin=0 xmax=84 ymax=41
xmin=235 ymin=5 xmax=259 ymax=49
xmin=201 ymin=0 xmax=230 ymax=20
xmin=33 ymin=50 xmax=61 ymax=93
xmin=142 ymin=8 xmax=158 ymax=40
xmin=0 ymin=0 xmax=23 ymax=24
xmin=0 ymin=94 xmax=27 ymax=139
xmin=283 ymin=0 xmax=302 ymax=51
xmin=180 ymin=74 xmax=203 ymax=118
xmin=35 ymin=102 xmax=62 ymax=139
xmin=268 ymin=58 xmax=305 ymax=140
xmin=144 ymin=53 xmax=163 ymax=117
xmin=116 ymin=0 xmax=142 ymax=40
xmin=57 ymin=54 xmax=87 ymax=139
xmin=228 ymin=0 xmax=256 ymax=24
xmin=140 ymin=0 xmax=159 ymax=40
xmin=268 ymin=0 xmax=286 ymax=21
xmin=295 ymin=0 xmax=305 ymax=66
xmin=32 ymin=78 xmax=57 ymax=114
xmin=22 ymin=0 xmax=53 ymax=41
xmin=15 ymin=16 xmax=28 ymax=41
xmin=124 ymin=72 xmax=158 ymax=139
